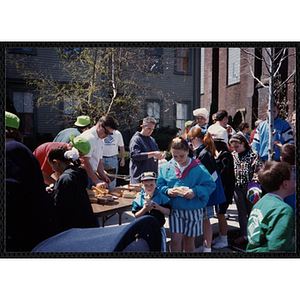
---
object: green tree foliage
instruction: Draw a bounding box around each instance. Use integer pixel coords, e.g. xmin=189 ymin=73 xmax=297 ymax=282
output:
xmin=7 ymin=47 xmax=173 ymax=130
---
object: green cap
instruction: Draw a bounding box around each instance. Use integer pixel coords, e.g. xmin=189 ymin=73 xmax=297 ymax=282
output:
xmin=70 ymin=134 xmax=91 ymax=154
xmin=185 ymin=120 xmax=193 ymax=127
xmin=5 ymin=111 xmax=20 ymax=129
xmin=74 ymin=115 xmax=90 ymax=127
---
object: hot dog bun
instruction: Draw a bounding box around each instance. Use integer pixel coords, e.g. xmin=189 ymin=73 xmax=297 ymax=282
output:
xmin=173 ymin=187 xmax=188 ymax=195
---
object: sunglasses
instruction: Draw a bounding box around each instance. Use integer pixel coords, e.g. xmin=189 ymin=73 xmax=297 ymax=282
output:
xmin=102 ymin=124 xmax=113 ymax=136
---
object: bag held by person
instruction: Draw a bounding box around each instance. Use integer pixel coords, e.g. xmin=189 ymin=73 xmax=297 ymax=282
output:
xmin=246 ymin=181 xmax=262 ymax=204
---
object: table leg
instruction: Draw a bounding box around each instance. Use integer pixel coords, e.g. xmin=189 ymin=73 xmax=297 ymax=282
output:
xmin=118 ymin=213 xmax=122 ymax=225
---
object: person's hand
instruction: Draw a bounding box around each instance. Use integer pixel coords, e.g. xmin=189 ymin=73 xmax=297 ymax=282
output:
xmin=96 ymin=181 xmax=108 ymax=189
xmin=167 ymin=188 xmax=179 ymax=197
xmin=143 ymin=201 xmax=154 ymax=212
xmin=103 ymin=175 xmax=111 ymax=185
xmin=168 ymin=187 xmax=193 ymax=198
xmin=152 ymin=151 xmax=164 ymax=160
xmin=160 ymin=151 xmax=166 ymax=160
xmin=274 ymin=140 xmax=283 ymax=150
xmin=46 ymin=183 xmax=54 ymax=195
xmin=183 ymin=188 xmax=195 ymax=199
xmin=152 ymin=202 xmax=161 ymax=211
xmin=120 ymin=158 xmax=125 ymax=167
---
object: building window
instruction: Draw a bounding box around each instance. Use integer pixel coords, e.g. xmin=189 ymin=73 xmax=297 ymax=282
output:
xmin=176 ymin=103 xmax=188 ymax=134
xmin=227 ymin=48 xmax=240 ymax=85
xmin=146 ymin=48 xmax=163 ymax=72
xmin=147 ymin=101 xmax=161 ymax=127
xmin=7 ymin=48 xmax=37 ymax=55
xmin=60 ymin=48 xmax=82 ymax=58
xmin=64 ymin=97 xmax=79 ymax=115
xmin=175 ymin=48 xmax=191 ymax=74
xmin=200 ymin=48 xmax=205 ymax=94
xmin=13 ymin=91 xmax=34 ymax=135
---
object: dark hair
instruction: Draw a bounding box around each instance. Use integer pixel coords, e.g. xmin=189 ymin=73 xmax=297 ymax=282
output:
xmin=258 ymin=161 xmax=292 ymax=192
xmin=238 ymin=122 xmax=249 ymax=131
xmin=214 ymin=139 xmax=229 ymax=152
xmin=6 ymin=127 xmax=23 ymax=143
xmin=229 ymin=134 xmax=251 ymax=151
xmin=187 ymin=127 xmax=216 ymax=157
xmin=215 ymin=110 xmax=228 ymax=121
xmin=98 ymin=115 xmax=118 ymax=130
xmin=170 ymin=136 xmax=194 ymax=157
xmin=280 ymin=144 xmax=295 ymax=165
xmin=48 ymin=146 xmax=81 ymax=167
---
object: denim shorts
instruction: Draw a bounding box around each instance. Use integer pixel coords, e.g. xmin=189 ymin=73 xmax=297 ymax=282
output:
xmin=169 ymin=208 xmax=203 ymax=237
xmin=203 ymin=205 xmax=214 ymax=220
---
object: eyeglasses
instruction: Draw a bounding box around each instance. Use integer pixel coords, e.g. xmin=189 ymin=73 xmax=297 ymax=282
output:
xmin=102 ymin=124 xmax=113 ymax=136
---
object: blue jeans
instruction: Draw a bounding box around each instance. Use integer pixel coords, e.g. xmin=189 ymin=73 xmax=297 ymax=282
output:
xmin=102 ymin=155 xmax=118 ymax=190
xmin=87 ymin=177 xmax=96 ymax=189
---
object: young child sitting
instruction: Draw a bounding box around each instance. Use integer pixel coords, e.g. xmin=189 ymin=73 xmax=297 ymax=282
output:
xmin=132 ymin=171 xmax=171 ymax=251
xmin=247 ymin=161 xmax=295 ymax=253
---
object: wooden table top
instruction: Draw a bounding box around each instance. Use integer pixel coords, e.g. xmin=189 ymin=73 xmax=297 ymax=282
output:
xmin=91 ymin=196 xmax=134 ymax=217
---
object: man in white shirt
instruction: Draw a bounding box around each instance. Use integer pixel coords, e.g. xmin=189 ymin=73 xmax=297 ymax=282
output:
xmin=207 ymin=110 xmax=231 ymax=146
xmin=103 ymin=130 xmax=125 ymax=190
xmin=80 ymin=115 xmax=118 ymax=189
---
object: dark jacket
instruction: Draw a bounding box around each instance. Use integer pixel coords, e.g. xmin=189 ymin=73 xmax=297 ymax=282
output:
xmin=129 ymin=132 xmax=159 ymax=184
xmin=52 ymin=165 xmax=98 ymax=230
xmin=215 ymin=150 xmax=235 ymax=204
xmin=195 ymin=145 xmax=226 ymax=207
xmin=6 ymin=140 xmax=63 ymax=251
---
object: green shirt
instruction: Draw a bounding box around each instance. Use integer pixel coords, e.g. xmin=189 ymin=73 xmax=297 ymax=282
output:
xmin=247 ymin=194 xmax=295 ymax=252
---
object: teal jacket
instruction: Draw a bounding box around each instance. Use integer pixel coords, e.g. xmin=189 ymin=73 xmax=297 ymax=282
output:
xmin=157 ymin=158 xmax=216 ymax=210
xmin=132 ymin=188 xmax=171 ymax=227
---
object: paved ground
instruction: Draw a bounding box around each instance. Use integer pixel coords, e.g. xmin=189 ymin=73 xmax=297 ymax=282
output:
xmin=98 ymin=201 xmax=248 ymax=253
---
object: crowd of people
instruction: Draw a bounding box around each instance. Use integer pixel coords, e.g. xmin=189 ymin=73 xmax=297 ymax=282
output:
xmin=5 ymin=103 xmax=296 ymax=253
xmin=128 ymin=106 xmax=296 ymax=253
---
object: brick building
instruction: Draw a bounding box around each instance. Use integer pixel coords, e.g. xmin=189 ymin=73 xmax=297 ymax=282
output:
xmin=197 ymin=47 xmax=296 ymax=129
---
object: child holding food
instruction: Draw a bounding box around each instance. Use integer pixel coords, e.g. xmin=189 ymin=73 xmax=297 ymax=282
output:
xmin=47 ymin=135 xmax=98 ymax=231
xmin=157 ymin=137 xmax=216 ymax=252
xmin=132 ymin=171 xmax=171 ymax=251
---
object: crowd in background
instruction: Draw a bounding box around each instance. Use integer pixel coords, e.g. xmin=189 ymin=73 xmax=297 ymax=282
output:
xmin=177 ymin=105 xmax=295 ymax=252
xmin=5 ymin=103 xmax=296 ymax=253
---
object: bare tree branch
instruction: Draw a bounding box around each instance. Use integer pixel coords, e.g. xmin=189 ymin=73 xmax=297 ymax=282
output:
xmin=107 ymin=51 xmax=117 ymax=115
xmin=260 ymin=48 xmax=272 ymax=74
xmin=88 ymin=48 xmax=98 ymax=105
xmin=244 ymin=53 xmax=268 ymax=88
xmin=274 ymin=70 xmax=296 ymax=94
xmin=274 ymin=48 xmax=285 ymax=62
xmin=273 ymin=48 xmax=287 ymax=78
xmin=241 ymin=48 xmax=263 ymax=61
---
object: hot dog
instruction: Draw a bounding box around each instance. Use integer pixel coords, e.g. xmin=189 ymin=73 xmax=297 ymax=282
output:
xmin=173 ymin=187 xmax=188 ymax=195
